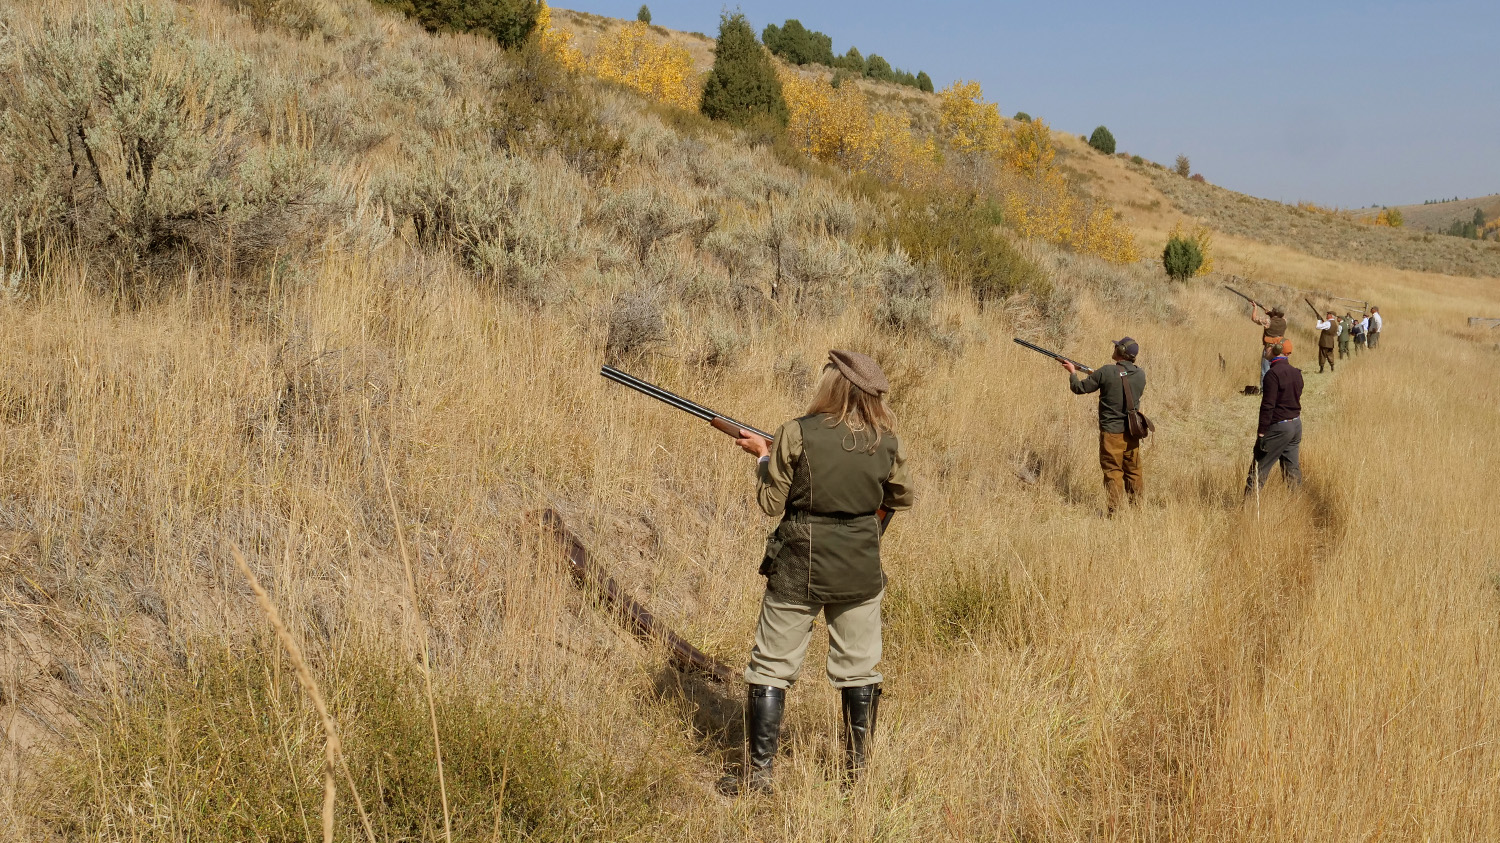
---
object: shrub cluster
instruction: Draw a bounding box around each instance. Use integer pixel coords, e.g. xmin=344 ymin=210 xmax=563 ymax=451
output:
xmin=878 ymin=194 xmax=1050 ymax=305
xmin=761 ymin=19 xmax=932 ymax=92
xmin=371 ymin=0 xmax=541 ymax=48
xmin=0 ymin=4 xmax=325 ymax=293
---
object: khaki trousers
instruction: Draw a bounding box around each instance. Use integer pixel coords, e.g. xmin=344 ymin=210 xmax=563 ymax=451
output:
xmin=1099 ymin=431 xmax=1144 ymax=512
xmin=744 ymin=590 xmax=883 ymax=689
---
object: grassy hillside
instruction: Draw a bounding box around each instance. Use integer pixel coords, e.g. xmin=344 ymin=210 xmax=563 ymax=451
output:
xmin=1392 ymin=193 xmax=1500 ymax=234
xmin=2 ymin=1 xmax=1499 ymax=841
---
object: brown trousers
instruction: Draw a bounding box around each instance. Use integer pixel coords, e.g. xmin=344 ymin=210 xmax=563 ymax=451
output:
xmin=1099 ymin=432 xmax=1144 ymax=512
xmin=1318 ymin=345 xmax=1335 ymax=371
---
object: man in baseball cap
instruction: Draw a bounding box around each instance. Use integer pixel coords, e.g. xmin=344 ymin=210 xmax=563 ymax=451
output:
xmin=1060 ymin=337 xmax=1148 ymax=514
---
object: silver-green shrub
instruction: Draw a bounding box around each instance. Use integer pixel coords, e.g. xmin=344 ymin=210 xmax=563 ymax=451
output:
xmin=0 ymin=4 xmax=325 ymax=290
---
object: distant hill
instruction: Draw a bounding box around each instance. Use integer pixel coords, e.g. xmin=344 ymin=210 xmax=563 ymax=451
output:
xmin=1388 ymin=194 xmax=1500 ymax=234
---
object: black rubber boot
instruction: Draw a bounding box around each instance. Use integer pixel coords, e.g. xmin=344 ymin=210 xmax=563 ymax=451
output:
xmin=841 ymin=684 xmax=881 ymax=777
xmin=744 ymin=684 xmax=786 ymax=792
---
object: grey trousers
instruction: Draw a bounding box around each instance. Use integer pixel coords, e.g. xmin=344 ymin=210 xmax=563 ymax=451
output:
xmin=1367 ymin=331 xmax=1380 ymax=349
xmin=744 ymin=590 xmax=883 ymax=689
xmin=1246 ymin=418 xmax=1302 ymax=492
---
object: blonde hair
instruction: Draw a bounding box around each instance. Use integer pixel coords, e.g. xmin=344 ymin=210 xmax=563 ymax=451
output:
xmin=805 ymin=364 xmax=896 ymax=453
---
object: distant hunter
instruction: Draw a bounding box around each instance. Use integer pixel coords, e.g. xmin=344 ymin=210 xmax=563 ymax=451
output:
xmin=1251 ymin=303 xmax=1287 ymax=380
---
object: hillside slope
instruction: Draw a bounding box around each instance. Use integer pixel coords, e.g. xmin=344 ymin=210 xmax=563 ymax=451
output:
xmin=1392 ymin=193 xmax=1500 ymax=233
xmin=1 ymin=2 xmax=1498 ymax=841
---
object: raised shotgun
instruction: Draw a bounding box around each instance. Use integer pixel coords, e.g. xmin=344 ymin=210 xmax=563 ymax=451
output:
xmin=1222 ymin=285 xmax=1268 ymax=311
xmin=1305 ymin=297 xmax=1322 ymax=320
xmin=1012 ymin=338 xmax=1095 ymax=373
xmin=600 ymin=366 xmax=893 ymax=532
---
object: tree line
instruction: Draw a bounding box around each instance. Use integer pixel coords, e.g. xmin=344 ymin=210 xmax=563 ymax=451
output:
xmin=761 ymin=19 xmax=933 ymax=92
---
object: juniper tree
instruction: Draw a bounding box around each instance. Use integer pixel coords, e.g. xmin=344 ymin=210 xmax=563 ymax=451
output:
xmin=637 ymin=4 xmax=650 ymax=23
xmin=701 ymin=13 xmax=787 ymax=129
xmin=1088 ymin=125 xmax=1116 ymax=155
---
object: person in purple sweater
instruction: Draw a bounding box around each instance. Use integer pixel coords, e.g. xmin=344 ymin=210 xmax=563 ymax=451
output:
xmin=1246 ymin=339 xmax=1304 ymax=494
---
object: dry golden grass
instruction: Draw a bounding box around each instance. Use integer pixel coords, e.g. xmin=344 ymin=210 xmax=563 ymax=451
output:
xmin=0 ymin=1 xmax=1497 ymax=841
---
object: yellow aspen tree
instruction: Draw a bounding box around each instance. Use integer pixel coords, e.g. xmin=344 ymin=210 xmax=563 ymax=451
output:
xmin=536 ymin=3 xmax=583 ymax=71
xmin=937 ymin=80 xmax=1004 ymax=157
xmin=590 ymin=21 xmax=699 ymax=110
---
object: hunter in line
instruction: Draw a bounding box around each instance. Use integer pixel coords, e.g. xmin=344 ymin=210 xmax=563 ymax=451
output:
xmin=1250 ymin=303 xmax=1287 ymax=379
xmin=1247 ymin=338 xmax=1304 ymax=493
xmin=729 ymin=350 xmax=913 ymax=793
xmin=1061 ymin=337 xmax=1148 ymax=515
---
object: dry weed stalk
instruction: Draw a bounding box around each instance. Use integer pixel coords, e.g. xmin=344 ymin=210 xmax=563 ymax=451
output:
xmin=230 ymin=546 xmax=377 ymax=843
xmin=376 ymin=448 xmax=453 ymax=843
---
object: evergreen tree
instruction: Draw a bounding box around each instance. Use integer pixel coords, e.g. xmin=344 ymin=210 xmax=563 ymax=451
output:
xmin=834 ymin=46 xmax=864 ymax=74
xmin=1162 ymin=235 xmax=1203 ymax=281
xmin=375 ymin=0 xmax=540 ymax=48
xmin=701 ymin=12 xmax=787 ymax=129
xmin=916 ymin=71 xmax=933 ymax=93
xmin=1088 ymin=125 xmax=1116 ymax=155
xmin=1013 ymin=111 xmax=1032 ymax=122
xmin=865 ymin=54 xmax=894 ymax=82
xmin=761 ymin=19 xmax=833 ymax=65
xmin=637 ymin=4 xmax=650 ymax=24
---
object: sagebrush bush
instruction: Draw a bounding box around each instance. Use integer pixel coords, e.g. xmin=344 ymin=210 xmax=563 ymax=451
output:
xmin=0 ymin=5 xmax=325 ymax=291
xmin=871 ymin=247 xmax=940 ymax=335
xmin=490 ymin=39 xmax=625 ymax=180
xmin=597 ymin=186 xmax=712 ymax=263
xmin=605 ymin=286 xmax=667 ymax=363
xmin=879 ymin=195 xmax=1049 ymax=305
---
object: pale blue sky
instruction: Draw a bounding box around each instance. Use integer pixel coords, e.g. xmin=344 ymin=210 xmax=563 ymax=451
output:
xmin=564 ymin=1 xmax=1499 ymax=208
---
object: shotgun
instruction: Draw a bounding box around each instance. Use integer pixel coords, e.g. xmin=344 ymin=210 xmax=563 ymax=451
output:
xmin=1012 ymin=338 xmax=1095 ymax=374
xmin=601 ymin=365 xmax=772 ymax=440
xmin=600 ymin=366 xmax=893 ymax=532
xmin=1305 ymin=297 xmax=1322 ymax=320
xmin=1223 ymin=285 xmax=1267 ymax=311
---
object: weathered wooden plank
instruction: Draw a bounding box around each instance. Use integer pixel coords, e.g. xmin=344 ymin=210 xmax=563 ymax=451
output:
xmin=1467 ymin=317 xmax=1500 ymax=329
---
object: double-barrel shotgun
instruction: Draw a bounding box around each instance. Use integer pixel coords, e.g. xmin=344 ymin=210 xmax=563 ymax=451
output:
xmin=600 ymin=365 xmax=893 ymax=532
xmin=1222 ymin=285 xmax=1268 ymax=311
xmin=1012 ymin=338 xmax=1095 ymax=373
xmin=1305 ymin=297 xmax=1323 ymax=320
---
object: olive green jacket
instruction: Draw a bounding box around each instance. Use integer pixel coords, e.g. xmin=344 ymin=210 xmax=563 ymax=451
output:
xmin=754 ymin=415 xmax=913 ymax=604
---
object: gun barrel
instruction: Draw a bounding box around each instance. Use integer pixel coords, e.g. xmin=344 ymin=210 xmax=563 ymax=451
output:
xmin=1222 ymin=285 xmax=1260 ymax=307
xmin=1012 ymin=338 xmax=1095 ymax=373
xmin=600 ymin=366 xmax=773 ymax=440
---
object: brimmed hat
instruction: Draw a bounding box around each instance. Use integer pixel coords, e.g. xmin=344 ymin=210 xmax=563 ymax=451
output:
xmin=828 ymin=350 xmax=890 ymax=396
xmin=1268 ymin=307 xmax=1284 ymax=317
xmin=1113 ymin=337 xmax=1139 ymax=359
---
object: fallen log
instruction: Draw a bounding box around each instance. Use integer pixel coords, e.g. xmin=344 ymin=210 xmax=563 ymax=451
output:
xmin=538 ymin=509 xmax=734 ymax=684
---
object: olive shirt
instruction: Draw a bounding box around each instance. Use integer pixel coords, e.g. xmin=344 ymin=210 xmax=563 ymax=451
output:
xmin=1069 ymin=362 xmax=1146 ymax=434
xmin=754 ymin=415 xmax=914 ymax=604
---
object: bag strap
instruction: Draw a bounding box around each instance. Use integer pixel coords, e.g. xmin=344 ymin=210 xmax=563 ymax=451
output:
xmin=1118 ymin=365 xmax=1138 ymax=413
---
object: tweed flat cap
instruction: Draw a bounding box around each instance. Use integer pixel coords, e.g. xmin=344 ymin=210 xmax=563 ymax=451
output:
xmin=828 ymin=350 xmax=890 ymax=396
